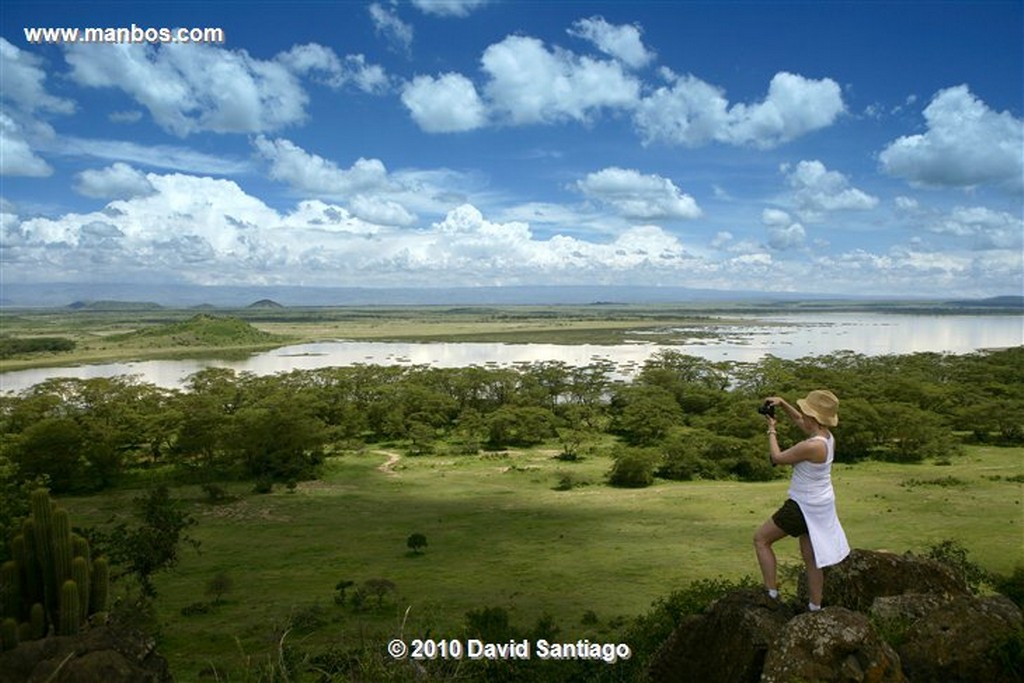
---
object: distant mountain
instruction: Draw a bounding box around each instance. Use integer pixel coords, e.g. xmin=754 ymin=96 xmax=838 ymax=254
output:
xmin=247 ymin=299 xmax=284 ymax=309
xmin=2 ymin=282 xmax=1021 ymax=309
xmin=945 ymin=295 xmax=1023 ymax=309
xmin=67 ymin=300 xmax=163 ymax=311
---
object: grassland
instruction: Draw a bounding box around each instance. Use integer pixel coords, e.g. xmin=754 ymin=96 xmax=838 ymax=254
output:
xmin=59 ymin=444 xmax=1023 ymax=679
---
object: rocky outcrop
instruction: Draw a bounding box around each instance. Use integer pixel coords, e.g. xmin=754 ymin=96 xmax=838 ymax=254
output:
xmin=0 ymin=622 xmax=171 ymax=683
xmin=647 ymin=589 xmax=796 ymax=683
xmin=801 ymin=548 xmax=969 ymax=612
xmin=648 ymin=549 xmax=1022 ymax=682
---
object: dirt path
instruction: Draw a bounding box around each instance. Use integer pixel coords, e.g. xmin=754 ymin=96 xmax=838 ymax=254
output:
xmin=376 ymin=450 xmax=402 ymax=476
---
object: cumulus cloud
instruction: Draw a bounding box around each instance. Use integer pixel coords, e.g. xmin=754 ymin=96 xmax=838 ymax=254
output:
xmin=784 ymin=160 xmax=878 ymax=221
xmin=0 ymin=114 xmax=52 ymax=176
xmin=73 ymin=163 xmax=156 ymax=200
xmin=575 ymin=167 xmax=701 ymax=219
xmin=254 ymin=136 xmax=393 ymax=197
xmin=567 ymin=16 xmax=655 ymax=69
xmin=634 ymin=70 xmax=845 ymax=148
xmin=0 ymin=170 xmax=704 ymax=287
xmin=401 ymin=73 xmax=487 ymax=132
xmin=0 ymin=38 xmax=75 ymax=115
xmin=928 ymin=206 xmax=1023 ymax=250
xmin=65 ymin=42 xmax=310 ymax=136
xmin=370 ymin=2 xmax=414 ymax=56
xmin=481 ymin=35 xmax=641 ymax=125
xmin=410 ymin=0 xmax=488 ymax=17
xmin=0 ymin=39 xmax=73 ymax=177
xmin=277 ymin=44 xmax=389 ymax=94
xmin=879 ymin=85 xmax=1024 ymax=192
xmin=761 ymin=208 xmax=806 ymax=250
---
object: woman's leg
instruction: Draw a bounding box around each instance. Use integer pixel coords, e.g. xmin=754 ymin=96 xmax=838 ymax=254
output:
xmin=754 ymin=519 xmax=787 ymax=592
xmin=799 ymin=534 xmax=823 ymax=606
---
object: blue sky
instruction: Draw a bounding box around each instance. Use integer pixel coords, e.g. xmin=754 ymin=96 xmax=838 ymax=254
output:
xmin=1 ymin=0 xmax=1021 ymax=298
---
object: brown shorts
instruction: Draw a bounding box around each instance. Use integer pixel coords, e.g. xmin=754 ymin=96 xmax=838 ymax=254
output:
xmin=772 ymin=499 xmax=808 ymax=537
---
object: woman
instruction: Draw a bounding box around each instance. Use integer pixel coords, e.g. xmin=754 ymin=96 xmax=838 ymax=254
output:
xmin=753 ymin=389 xmax=850 ymax=612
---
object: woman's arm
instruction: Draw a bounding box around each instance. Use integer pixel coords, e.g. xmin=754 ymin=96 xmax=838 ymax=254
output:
xmin=766 ymin=416 xmax=827 ymax=466
xmin=767 ymin=396 xmax=811 ymax=434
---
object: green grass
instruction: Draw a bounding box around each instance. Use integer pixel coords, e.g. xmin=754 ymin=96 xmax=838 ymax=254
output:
xmin=57 ymin=444 xmax=1023 ymax=679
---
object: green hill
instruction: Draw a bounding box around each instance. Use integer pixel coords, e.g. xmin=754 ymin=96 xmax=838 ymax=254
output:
xmin=112 ymin=314 xmax=279 ymax=347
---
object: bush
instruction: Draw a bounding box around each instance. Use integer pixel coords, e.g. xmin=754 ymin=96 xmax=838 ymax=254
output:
xmin=926 ymin=539 xmax=992 ymax=594
xmin=607 ymin=446 xmax=659 ymax=488
xmin=994 ymin=566 xmax=1024 ymax=608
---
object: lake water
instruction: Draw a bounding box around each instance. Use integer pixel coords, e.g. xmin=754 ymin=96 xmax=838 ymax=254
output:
xmin=1 ymin=313 xmax=1020 ymax=394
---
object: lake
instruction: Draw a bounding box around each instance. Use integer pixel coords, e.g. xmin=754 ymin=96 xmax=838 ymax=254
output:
xmin=1 ymin=312 xmax=1020 ymax=394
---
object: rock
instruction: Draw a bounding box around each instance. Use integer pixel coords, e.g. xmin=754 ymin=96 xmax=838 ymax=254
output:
xmin=800 ymin=549 xmax=969 ymax=612
xmin=761 ymin=607 xmax=905 ymax=683
xmin=0 ymin=622 xmax=171 ymax=683
xmin=646 ymin=588 xmax=796 ymax=682
xmin=897 ymin=594 xmax=1022 ymax=683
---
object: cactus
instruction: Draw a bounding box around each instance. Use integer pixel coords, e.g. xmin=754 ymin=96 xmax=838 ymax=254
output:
xmin=1 ymin=560 xmax=19 ymax=620
xmin=72 ymin=534 xmax=91 ymax=564
xmin=29 ymin=603 xmax=45 ymax=639
xmin=19 ymin=520 xmax=41 ymax=610
xmin=58 ymin=580 xmax=80 ymax=636
xmin=0 ymin=617 xmax=17 ymax=652
xmin=1 ymin=490 xmax=106 ymax=643
xmin=90 ymin=557 xmax=109 ymax=614
xmin=30 ymin=489 xmax=56 ymax=621
xmin=72 ymin=556 xmax=90 ymax=619
xmin=52 ymin=509 xmax=73 ymax=590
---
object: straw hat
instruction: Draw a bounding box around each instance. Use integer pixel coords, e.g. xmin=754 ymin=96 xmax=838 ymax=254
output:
xmin=797 ymin=389 xmax=839 ymax=426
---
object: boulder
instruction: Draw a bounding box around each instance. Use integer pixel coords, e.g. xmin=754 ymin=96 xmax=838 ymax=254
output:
xmin=0 ymin=622 xmax=171 ymax=683
xmin=800 ymin=549 xmax=969 ymax=612
xmin=760 ymin=607 xmax=905 ymax=683
xmin=646 ymin=588 xmax=796 ymax=682
xmin=897 ymin=594 xmax=1022 ymax=683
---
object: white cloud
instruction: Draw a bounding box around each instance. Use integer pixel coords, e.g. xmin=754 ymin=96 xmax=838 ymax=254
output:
xmin=401 ymin=73 xmax=487 ymax=132
xmin=65 ymin=42 xmax=313 ymax=136
xmin=568 ymin=16 xmax=655 ymax=69
xmin=635 ymin=70 xmax=845 ymax=148
xmin=879 ymin=85 xmax=1024 ymax=192
xmin=785 ymin=160 xmax=878 ymax=221
xmin=760 ymin=208 xmax=805 ymax=250
xmin=73 ymin=163 xmax=156 ymax=200
xmin=254 ymin=136 xmax=393 ymax=197
xmin=930 ymin=206 xmax=1023 ymax=250
xmin=276 ymin=44 xmax=389 ymax=94
xmin=575 ymin=167 xmax=701 ymax=219
xmin=51 ymin=136 xmax=251 ymax=175
xmin=0 ymin=114 xmax=52 ymax=177
xmin=410 ymin=0 xmax=488 ymax=17
xmin=481 ymin=35 xmax=641 ymax=125
xmin=370 ymin=2 xmax=414 ymax=55
xmin=0 ymin=38 xmax=74 ymax=115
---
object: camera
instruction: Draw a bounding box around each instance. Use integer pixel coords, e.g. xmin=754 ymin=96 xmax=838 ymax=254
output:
xmin=757 ymin=400 xmax=776 ymax=418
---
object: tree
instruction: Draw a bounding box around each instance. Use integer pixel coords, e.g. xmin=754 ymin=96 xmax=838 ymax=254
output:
xmin=205 ymin=571 xmax=233 ymax=604
xmin=406 ymin=532 xmax=428 ymax=555
xmin=362 ymin=578 xmax=396 ymax=609
xmin=89 ymin=486 xmax=199 ymax=598
xmin=611 ymin=385 xmax=683 ymax=446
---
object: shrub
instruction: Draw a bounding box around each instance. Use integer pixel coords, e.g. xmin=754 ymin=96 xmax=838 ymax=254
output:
xmin=926 ymin=539 xmax=992 ymax=593
xmin=608 ymin=446 xmax=659 ymax=488
xmin=994 ymin=566 xmax=1024 ymax=608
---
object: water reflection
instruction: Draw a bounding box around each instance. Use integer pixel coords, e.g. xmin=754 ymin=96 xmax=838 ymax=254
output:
xmin=1 ymin=313 xmax=1020 ymax=394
